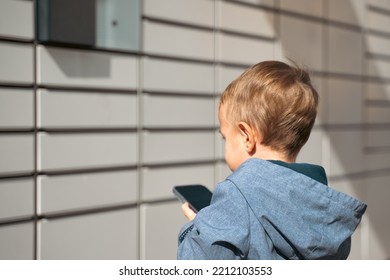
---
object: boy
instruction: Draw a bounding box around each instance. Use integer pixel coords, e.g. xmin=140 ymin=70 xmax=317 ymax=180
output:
xmin=177 ymin=60 xmax=367 ymax=260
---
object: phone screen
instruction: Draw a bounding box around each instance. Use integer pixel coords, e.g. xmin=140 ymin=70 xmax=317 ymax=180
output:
xmin=173 ymin=184 xmax=212 ymax=212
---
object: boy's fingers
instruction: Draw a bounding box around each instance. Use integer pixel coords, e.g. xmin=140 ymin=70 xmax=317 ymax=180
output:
xmin=181 ymin=202 xmax=197 ymax=221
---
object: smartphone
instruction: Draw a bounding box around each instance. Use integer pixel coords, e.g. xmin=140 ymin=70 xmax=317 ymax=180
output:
xmin=173 ymin=184 xmax=213 ymax=213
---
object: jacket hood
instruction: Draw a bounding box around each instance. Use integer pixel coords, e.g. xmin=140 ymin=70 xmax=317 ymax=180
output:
xmin=228 ymin=158 xmax=367 ymax=259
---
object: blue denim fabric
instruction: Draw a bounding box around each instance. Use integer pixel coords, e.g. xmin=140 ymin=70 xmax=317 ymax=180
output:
xmin=177 ymin=158 xmax=367 ymax=260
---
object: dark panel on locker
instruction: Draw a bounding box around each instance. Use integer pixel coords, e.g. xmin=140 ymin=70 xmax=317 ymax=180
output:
xmin=37 ymin=0 xmax=96 ymax=47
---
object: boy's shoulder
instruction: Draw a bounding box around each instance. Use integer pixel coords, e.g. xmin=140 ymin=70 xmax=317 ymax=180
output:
xmin=227 ymin=157 xmax=328 ymax=186
xmin=226 ymin=158 xmax=281 ymax=183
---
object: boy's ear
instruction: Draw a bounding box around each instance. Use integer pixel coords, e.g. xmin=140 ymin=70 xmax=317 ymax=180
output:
xmin=237 ymin=122 xmax=257 ymax=154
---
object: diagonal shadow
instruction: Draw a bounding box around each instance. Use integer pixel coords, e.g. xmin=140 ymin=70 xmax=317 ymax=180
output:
xmin=262 ymin=0 xmax=389 ymax=259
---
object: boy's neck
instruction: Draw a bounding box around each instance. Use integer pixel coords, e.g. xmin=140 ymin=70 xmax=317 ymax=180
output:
xmin=255 ymin=145 xmax=295 ymax=163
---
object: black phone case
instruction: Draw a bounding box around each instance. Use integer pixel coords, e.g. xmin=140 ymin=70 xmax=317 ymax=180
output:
xmin=173 ymin=184 xmax=212 ymax=212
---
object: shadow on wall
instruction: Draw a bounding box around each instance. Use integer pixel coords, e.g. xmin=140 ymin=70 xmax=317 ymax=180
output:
xmin=267 ymin=0 xmax=389 ymax=259
xmin=47 ymin=47 xmax=111 ymax=78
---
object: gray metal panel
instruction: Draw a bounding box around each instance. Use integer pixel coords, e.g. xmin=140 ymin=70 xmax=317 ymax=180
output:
xmin=216 ymin=65 xmax=247 ymax=93
xmin=0 ymin=88 xmax=34 ymax=129
xmin=40 ymin=170 xmax=137 ymax=214
xmin=326 ymin=78 xmax=363 ymax=124
xmin=219 ymin=1 xmax=275 ymax=38
xmin=217 ymin=33 xmax=275 ymax=65
xmin=0 ymin=178 xmax=34 ymax=220
xmin=328 ymin=0 xmax=365 ymax=26
xmin=0 ymin=223 xmax=34 ymax=260
xmin=141 ymin=202 xmax=187 ymax=259
xmin=143 ymin=21 xmax=214 ymax=60
xmin=40 ymin=209 xmax=137 ymax=259
xmin=367 ymin=4 xmax=390 ymax=34
xmin=0 ymin=0 xmax=34 ymax=40
xmin=144 ymin=0 xmax=214 ymax=28
xmin=142 ymin=131 xmax=214 ymax=165
xmin=367 ymin=34 xmax=390 ymax=57
xmin=37 ymin=46 xmax=137 ymax=89
xmin=143 ymin=95 xmax=214 ymax=128
xmin=38 ymin=132 xmax=138 ymax=171
xmin=233 ymin=0 xmax=274 ymax=7
xmin=39 ymin=89 xmax=137 ymax=128
xmin=141 ymin=164 xmax=214 ymax=201
xmin=366 ymin=106 xmax=390 ymax=124
xmin=280 ymin=0 xmax=323 ymax=17
xmin=328 ymin=26 xmax=363 ymax=75
xmin=143 ymin=57 xmax=214 ymax=94
xmin=279 ymin=15 xmax=323 ymax=71
xmin=328 ymin=131 xmax=365 ymax=177
xmin=0 ymin=134 xmax=34 ymax=176
xmin=368 ymin=59 xmax=390 ymax=79
xmin=0 ymin=42 xmax=33 ymax=84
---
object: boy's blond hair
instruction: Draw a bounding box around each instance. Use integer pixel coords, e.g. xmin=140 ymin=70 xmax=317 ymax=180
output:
xmin=220 ymin=60 xmax=318 ymax=160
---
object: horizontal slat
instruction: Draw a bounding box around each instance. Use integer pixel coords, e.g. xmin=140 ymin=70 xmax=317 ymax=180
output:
xmin=328 ymin=27 xmax=363 ymax=75
xmin=142 ymin=131 xmax=214 ymax=164
xmin=141 ymin=164 xmax=215 ymax=201
xmin=143 ymin=21 xmax=214 ymax=60
xmin=219 ymin=1 xmax=275 ymax=38
xmin=327 ymin=0 xmax=364 ymax=26
xmin=143 ymin=95 xmax=215 ymax=128
xmin=143 ymin=0 xmax=214 ymax=28
xmin=143 ymin=57 xmax=214 ymax=94
xmin=366 ymin=82 xmax=390 ymax=101
xmin=368 ymin=9 xmax=390 ymax=34
xmin=368 ymin=58 xmax=390 ymax=79
xmin=326 ymin=78 xmax=363 ymax=124
xmin=141 ymin=202 xmax=187 ymax=259
xmin=0 ymin=0 xmax=34 ymax=40
xmin=0 ymin=88 xmax=34 ymax=129
xmin=216 ymin=65 xmax=247 ymax=93
xmin=280 ymin=0 xmax=324 ymax=18
xmin=38 ymin=132 xmax=137 ymax=171
xmin=368 ymin=0 xmax=390 ymax=10
xmin=40 ymin=209 xmax=137 ymax=259
xmin=37 ymin=46 xmax=137 ymax=89
xmin=0 ymin=223 xmax=34 ymax=260
xmin=280 ymin=15 xmax=323 ymax=71
xmin=38 ymin=89 xmax=137 ymax=128
xmin=0 ymin=134 xmax=34 ymax=176
xmin=366 ymin=151 xmax=390 ymax=171
xmin=0 ymin=178 xmax=34 ymax=220
xmin=328 ymin=130 xmax=365 ymax=176
xmin=367 ymin=34 xmax=390 ymax=57
xmin=366 ymin=129 xmax=390 ymax=148
xmin=365 ymin=106 xmax=390 ymax=124
xmin=232 ymin=0 xmax=275 ymax=7
xmin=39 ymin=170 xmax=137 ymax=214
xmin=217 ymin=33 xmax=274 ymax=65
xmin=0 ymin=42 xmax=33 ymax=84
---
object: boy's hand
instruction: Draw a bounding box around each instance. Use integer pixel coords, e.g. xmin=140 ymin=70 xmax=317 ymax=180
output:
xmin=181 ymin=202 xmax=197 ymax=221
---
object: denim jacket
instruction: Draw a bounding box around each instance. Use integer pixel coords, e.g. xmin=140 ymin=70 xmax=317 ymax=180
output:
xmin=177 ymin=158 xmax=367 ymax=260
